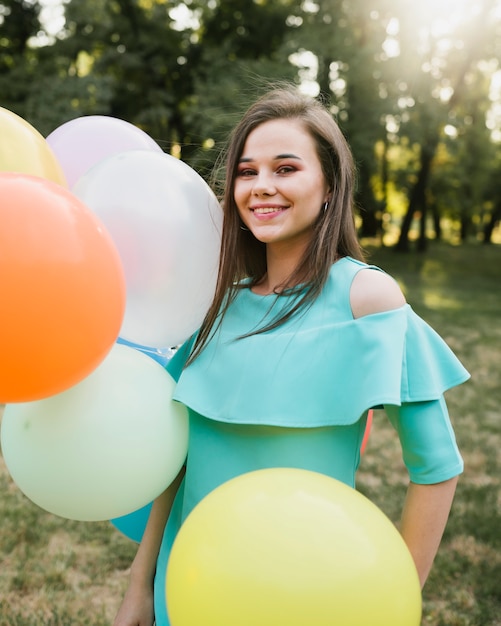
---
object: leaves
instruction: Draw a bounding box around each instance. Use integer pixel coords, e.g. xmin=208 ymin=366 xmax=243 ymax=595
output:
xmin=2 ymin=0 xmax=501 ymax=244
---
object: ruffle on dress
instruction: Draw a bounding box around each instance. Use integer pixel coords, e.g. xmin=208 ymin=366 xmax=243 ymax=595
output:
xmin=172 ymin=303 xmax=470 ymax=428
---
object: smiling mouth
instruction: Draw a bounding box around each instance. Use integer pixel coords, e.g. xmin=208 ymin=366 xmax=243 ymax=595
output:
xmin=251 ymin=206 xmax=288 ymax=215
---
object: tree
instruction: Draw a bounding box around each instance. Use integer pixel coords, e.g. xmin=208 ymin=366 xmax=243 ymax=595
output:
xmin=0 ymin=0 xmax=42 ymax=117
xmin=3 ymin=0 xmax=501 ymax=250
xmin=294 ymin=0 xmax=396 ymax=237
xmin=482 ymin=145 xmax=501 ymax=243
xmin=394 ymin=0 xmax=499 ymax=251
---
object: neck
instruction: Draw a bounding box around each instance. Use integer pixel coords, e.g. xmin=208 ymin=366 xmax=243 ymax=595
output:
xmin=253 ymin=242 xmax=307 ymax=295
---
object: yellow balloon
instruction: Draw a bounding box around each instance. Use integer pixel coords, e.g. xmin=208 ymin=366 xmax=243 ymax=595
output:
xmin=0 ymin=107 xmax=66 ymax=186
xmin=166 ymin=468 xmax=421 ymax=626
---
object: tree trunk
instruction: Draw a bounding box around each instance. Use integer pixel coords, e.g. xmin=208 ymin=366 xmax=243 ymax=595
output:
xmin=357 ymin=160 xmax=380 ymax=238
xmin=460 ymin=214 xmax=472 ymax=242
xmin=417 ymin=200 xmax=428 ymax=252
xmin=395 ymin=141 xmax=437 ymax=252
xmin=483 ymin=201 xmax=501 ymax=243
xmin=430 ymin=202 xmax=442 ymax=240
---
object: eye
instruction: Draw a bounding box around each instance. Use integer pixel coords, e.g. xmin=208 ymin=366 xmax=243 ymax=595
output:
xmin=236 ymin=167 xmax=257 ymax=177
xmin=276 ymin=165 xmax=296 ymax=175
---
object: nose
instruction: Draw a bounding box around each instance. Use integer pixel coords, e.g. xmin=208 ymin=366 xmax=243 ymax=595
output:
xmin=252 ymin=170 xmax=276 ymax=196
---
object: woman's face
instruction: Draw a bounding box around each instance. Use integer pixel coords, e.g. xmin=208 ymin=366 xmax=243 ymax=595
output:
xmin=234 ymin=118 xmax=330 ymax=251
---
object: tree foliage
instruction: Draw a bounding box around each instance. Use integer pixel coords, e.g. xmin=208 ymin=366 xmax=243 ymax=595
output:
xmin=1 ymin=0 xmax=501 ymax=246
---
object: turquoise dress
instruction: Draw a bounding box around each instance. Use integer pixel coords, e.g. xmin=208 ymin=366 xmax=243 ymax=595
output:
xmin=154 ymin=257 xmax=469 ymax=624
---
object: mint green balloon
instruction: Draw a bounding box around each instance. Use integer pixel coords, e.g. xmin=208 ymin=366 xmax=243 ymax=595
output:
xmin=1 ymin=344 xmax=188 ymax=521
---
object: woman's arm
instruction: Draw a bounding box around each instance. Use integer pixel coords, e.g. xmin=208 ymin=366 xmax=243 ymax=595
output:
xmin=384 ymin=399 xmax=463 ymax=589
xmin=350 ymin=269 xmax=463 ymax=587
xmin=400 ymin=477 xmax=458 ymax=588
xmin=113 ymin=467 xmax=185 ymax=626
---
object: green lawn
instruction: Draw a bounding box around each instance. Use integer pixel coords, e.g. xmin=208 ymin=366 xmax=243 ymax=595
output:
xmin=0 ymin=241 xmax=500 ymax=625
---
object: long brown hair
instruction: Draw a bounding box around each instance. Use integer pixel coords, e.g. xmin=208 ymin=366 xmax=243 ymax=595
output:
xmin=188 ymin=86 xmax=364 ymax=363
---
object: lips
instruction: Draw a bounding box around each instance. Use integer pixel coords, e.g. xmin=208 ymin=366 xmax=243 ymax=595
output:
xmin=250 ymin=205 xmax=289 ymax=217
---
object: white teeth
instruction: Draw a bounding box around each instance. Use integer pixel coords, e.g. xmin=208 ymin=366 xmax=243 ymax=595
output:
xmin=253 ymin=207 xmax=282 ymax=214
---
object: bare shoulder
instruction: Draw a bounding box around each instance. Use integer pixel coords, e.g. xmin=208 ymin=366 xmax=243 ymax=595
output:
xmin=350 ymin=268 xmax=406 ymax=319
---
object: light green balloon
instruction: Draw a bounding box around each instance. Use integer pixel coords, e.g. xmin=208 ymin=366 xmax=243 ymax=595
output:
xmin=1 ymin=344 xmax=188 ymax=521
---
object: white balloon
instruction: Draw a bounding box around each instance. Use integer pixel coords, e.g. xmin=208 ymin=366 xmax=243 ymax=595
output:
xmin=1 ymin=344 xmax=188 ymax=521
xmin=73 ymin=151 xmax=222 ymax=347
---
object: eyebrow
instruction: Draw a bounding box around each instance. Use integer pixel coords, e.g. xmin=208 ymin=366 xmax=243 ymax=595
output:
xmin=238 ymin=153 xmax=302 ymax=163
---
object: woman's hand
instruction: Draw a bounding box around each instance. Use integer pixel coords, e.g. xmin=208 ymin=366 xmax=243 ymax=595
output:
xmin=113 ymin=468 xmax=185 ymax=626
xmin=113 ymin=580 xmax=155 ymax=626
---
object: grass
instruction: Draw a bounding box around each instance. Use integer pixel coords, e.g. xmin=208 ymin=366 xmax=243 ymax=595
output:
xmin=0 ymin=241 xmax=500 ymax=625
xmin=0 ymin=458 xmax=135 ymax=624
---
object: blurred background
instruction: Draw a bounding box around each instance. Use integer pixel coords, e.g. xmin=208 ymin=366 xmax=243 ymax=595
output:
xmin=2 ymin=0 xmax=501 ymax=249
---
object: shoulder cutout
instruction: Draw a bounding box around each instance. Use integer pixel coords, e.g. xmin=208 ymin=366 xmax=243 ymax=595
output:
xmin=350 ymin=268 xmax=406 ymax=319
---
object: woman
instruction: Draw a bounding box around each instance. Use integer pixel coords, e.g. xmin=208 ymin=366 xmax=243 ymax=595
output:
xmin=114 ymin=87 xmax=469 ymax=626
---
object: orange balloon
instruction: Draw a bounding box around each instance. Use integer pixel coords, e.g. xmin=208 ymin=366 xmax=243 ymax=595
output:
xmin=0 ymin=173 xmax=126 ymax=402
xmin=360 ymin=408 xmax=373 ymax=454
xmin=0 ymin=107 xmax=66 ymax=186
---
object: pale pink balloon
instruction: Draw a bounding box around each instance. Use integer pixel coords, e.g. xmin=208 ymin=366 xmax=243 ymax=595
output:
xmin=47 ymin=116 xmax=163 ymax=188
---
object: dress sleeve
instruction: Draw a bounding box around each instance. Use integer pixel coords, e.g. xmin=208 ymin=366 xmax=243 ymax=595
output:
xmin=398 ymin=308 xmax=469 ymax=402
xmin=384 ymin=397 xmax=464 ymax=484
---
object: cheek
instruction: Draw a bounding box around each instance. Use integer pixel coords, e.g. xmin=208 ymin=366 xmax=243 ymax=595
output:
xmin=298 ymin=183 xmax=325 ymax=213
xmin=232 ymin=186 xmax=247 ymax=222
xmin=233 ymin=181 xmax=246 ymax=208
xmin=233 ymin=183 xmax=242 ymax=205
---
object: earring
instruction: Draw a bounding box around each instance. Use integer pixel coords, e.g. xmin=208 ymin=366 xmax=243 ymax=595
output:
xmin=322 ymin=201 xmax=329 ymax=212
xmin=240 ymin=225 xmax=250 ymax=231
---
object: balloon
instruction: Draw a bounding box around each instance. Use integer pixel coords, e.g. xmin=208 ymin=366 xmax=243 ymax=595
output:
xmin=73 ymin=150 xmax=223 ymax=347
xmin=166 ymin=468 xmax=422 ymax=626
xmin=0 ymin=173 xmax=125 ymax=403
xmin=112 ymin=335 xmax=173 ymax=539
xmin=46 ymin=115 xmax=163 ymax=188
xmin=0 ymin=107 xmax=66 ymax=185
xmin=110 ymin=501 xmax=153 ymax=543
xmin=110 ymin=337 xmax=174 ymax=543
xmin=1 ymin=344 xmax=188 ymax=522
xmin=360 ymin=408 xmax=373 ymax=454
